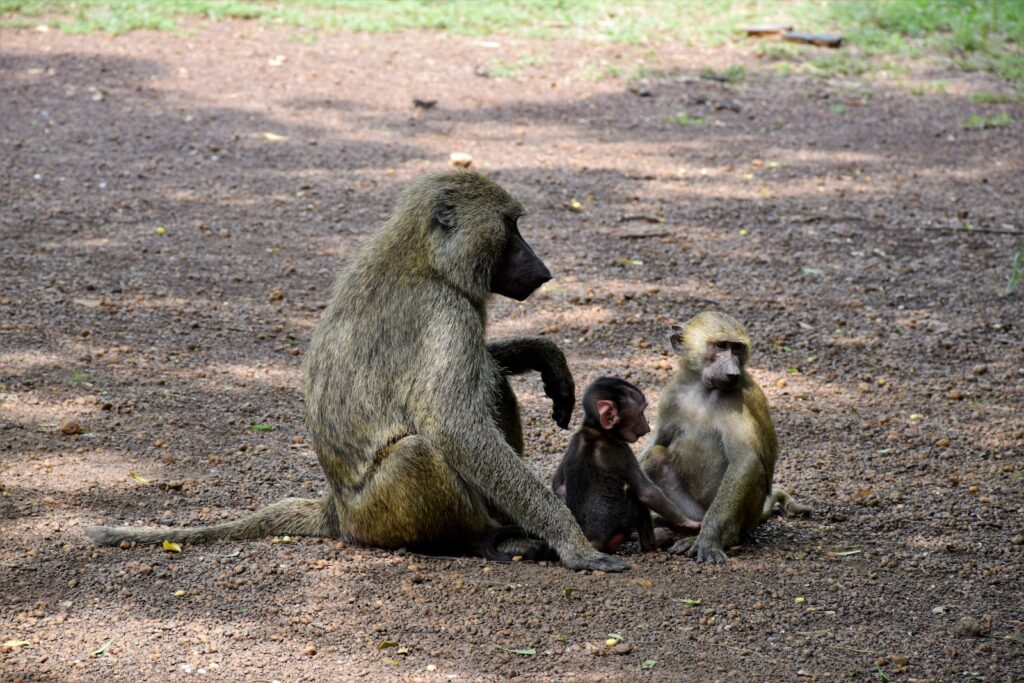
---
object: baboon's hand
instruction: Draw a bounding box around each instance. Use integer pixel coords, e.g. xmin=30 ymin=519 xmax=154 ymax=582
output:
xmin=551 ymin=394 xmax=574 ymax=430
xmin=560 ymin=549 xmax=629 ymax=572
xmin=542 ymin=380 xmax=575 ymax=429
xmin=537 ymin=346 xmax=575 ymax=429
xmin=669 ymin=535 xmax=728 ymax=564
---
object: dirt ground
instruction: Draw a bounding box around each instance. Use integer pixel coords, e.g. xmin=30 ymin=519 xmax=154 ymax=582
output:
xmin=1 ymin=21 xmax=1022 ymax=683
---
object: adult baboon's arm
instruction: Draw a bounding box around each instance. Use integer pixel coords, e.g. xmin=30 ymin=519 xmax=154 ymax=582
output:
xmin=487 ymin=337 xmax=575 ymax=429
xmin=423 ymin=320 xmax=624 ymax=572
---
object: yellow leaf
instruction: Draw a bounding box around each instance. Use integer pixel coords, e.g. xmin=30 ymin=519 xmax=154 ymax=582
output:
xmin=263 ymin=132 xmax=288 ymax=142
xmin=128 ymin=472 xmax=149 ymax=484
xmin=3 ymin=640 xmax=31 ymax=649
xmin=154 ymin=226 xmax=166 ymax=235
xmin=174 ymin=590 xmax=186 ymax=597
xmin=162 ymin=540 xmax=181 ymax=553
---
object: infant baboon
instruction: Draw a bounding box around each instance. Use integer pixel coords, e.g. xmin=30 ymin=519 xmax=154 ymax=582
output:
xmin=88 ymin=171 xmax=626 ymax=573
xmin=641 ymin=311 xmax=809 ymax=563
xmin=553 ymin=377 xmax=700 ymax=554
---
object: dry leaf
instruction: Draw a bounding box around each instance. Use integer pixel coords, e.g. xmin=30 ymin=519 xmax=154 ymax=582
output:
xmin=263 ymin=132 xmax=288 ymax=142
xmin=162 ymin=540 xmax=181 ymax=553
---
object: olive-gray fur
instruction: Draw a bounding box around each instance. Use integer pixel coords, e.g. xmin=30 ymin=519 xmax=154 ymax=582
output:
xmin=87 ymin=171 xmax=627 ymax=572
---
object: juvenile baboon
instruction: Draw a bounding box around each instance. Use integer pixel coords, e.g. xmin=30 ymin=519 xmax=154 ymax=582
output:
xmin=552 ymin=377 xmax=701 ymax=554
xmin=641 ymin=311 xmax=809 ymax=563
xmin=87 ymin=171 xmax=627 ymax=573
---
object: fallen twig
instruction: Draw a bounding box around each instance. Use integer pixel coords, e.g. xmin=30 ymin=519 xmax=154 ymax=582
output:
xmin=926 ymin=226 xmax=1022 ymax=236
xmin=745 ymin=24 xmax=793 ymax=37
xmin=782 ymin=32 xmax=844 ymax=48
xmin=619 ymin=231 xmax=670 ymax=240
xmin=620 ymin=214 xmax=667 ymax=224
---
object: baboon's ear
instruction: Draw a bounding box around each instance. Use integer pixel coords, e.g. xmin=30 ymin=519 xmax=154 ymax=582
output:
xmin=596 ymin=400 xmax=619 ymax=430
xmin=432 ymin=189 xmax=458 ymax=230
xmin=669 ymin=325 xmax=685 ymax=353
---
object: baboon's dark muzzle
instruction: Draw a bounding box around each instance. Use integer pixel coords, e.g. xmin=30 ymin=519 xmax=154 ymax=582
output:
xmin=490 ymin=228 xmax=552 ymax=301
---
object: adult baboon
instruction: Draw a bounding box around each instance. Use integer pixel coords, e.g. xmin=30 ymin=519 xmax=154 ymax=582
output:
xmin=641 ymin=311 xmax=809 ymax=563
xmin=88 ymin=171 xmax=627 ymax=573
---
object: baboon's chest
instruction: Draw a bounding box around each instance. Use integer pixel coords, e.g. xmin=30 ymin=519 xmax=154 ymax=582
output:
xmin=668 ymin=391 xmax=734 ymax=506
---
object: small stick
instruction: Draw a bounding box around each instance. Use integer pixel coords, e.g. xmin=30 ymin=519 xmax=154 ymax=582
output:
xmin=745 ymin=24 xmax=794 ymax=36
xmin=620 ymin=232 xmax=670 ymax=240
xmin=926 ymin=226 xmax=1022 ymax=236
xmin=782 ymin=32 xmax=844 ymax=48
xmin=620 ymin=214 xmax=667 ymax=224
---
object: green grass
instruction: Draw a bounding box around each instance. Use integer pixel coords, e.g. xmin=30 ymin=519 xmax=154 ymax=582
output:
xmin=970 ymin=90 xmax=1022 ymax=104
xmin=483 ymin=53 xmax=550 ymax=78
xmin=1003 ymin=244 xmax=1024 ymax=296
xmin=71 ymin=369 xmax=93 ymax=386
xmin=960 ymin=111 xmax=1014 ymax=129
xmin=667 ymin=112 xmax=706 ymax=126
xmin=700 ymin=64 xmax=746 ymax=83
xmin=2 ymin=1 xmax=1022 ymax=88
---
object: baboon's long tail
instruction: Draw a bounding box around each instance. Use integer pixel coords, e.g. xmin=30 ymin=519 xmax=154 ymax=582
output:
xmin=761 ymin=488 xmax=812 ymax=522
xmin=85 ymin=495 xmax=337 ymax=546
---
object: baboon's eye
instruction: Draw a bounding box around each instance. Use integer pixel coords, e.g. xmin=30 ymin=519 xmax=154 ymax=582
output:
xmin=715 ymin=341 xmax=729 ymax=351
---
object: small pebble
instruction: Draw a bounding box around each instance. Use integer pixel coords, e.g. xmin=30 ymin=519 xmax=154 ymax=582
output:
xmin=60 ymin=419 xmax=84 ymax=435
xmin=956 ymin=616 xmax=984 ymax=638
xmin=303 ymin=645 xmax=317 ymax=656
xmin=449 ymin=152 xmax=473 ymax=167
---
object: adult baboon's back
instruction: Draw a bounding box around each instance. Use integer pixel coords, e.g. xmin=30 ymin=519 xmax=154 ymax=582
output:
xmin=88 ymin=171 xmax=626 ymax=573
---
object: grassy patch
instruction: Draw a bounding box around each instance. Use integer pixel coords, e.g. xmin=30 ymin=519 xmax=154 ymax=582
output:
xmin=2 ymin=1 xmax=1022 ymax=88
xmin=700 ymin=64 xmax=746 ymax=83
xmin=71 ymin=369 xmax=93 ymax=386
xmin=960 ymin=111 xmax=1014 ymax=129
xmin=483 ymin=53 xmax=550 ymax=79
xmin=907 ymin=79 xmax=949 ymax=96
xmin=1003 ymin=244 xmax=1024 ymax=297
xmin=667 ymin=112 xmax=706 ymax=127
xmin=970 ymin=90 xmax=1022 ymax=104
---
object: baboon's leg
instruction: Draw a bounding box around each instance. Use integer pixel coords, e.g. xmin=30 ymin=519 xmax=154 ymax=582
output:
xmin=340 ymin=435 xmax=493 ymax=550
xmin=642 ymin=446 xmax=706 ymax=522
xmin=635 ymin=503 xmax=658 ymax=552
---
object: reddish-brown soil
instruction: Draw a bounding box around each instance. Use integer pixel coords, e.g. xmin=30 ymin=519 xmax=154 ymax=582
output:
xmin=1 ymin=21 xmax=1022 ymax=683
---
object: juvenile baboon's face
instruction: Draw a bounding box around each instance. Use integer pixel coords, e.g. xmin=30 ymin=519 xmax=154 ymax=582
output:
xmin=428 ymin=172 xmax=550 ymax=301
xmin=701 ymin=339 xmax=748 ymax=392
xmin=585 ymin=379 xmax=650 ymax=443
xmin=669 ymin=311 xmax=752 ymax=392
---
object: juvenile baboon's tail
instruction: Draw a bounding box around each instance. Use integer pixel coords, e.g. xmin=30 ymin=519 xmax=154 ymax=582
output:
xmin=761 ymin=488 xmax=812 ymax=522
xmin=85 ymin=495 xmax=338 ymax=547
